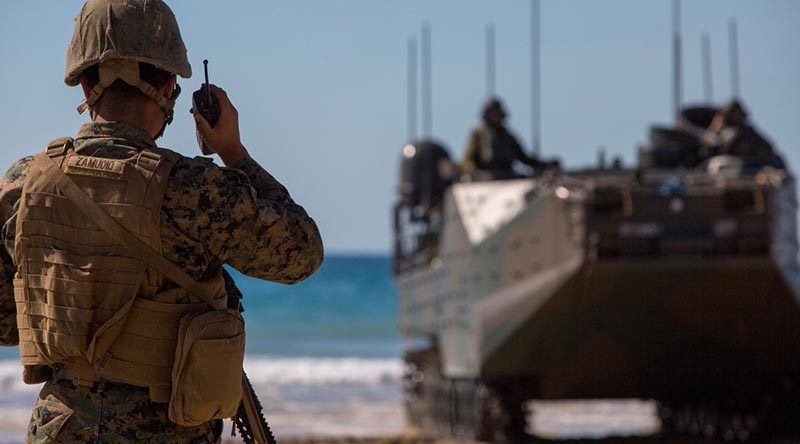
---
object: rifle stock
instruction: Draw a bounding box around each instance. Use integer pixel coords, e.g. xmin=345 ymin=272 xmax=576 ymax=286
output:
xmin=235 ymin=372 xmax=276 ymax=444
xmin=222 ymin=269 xmax=277 ymax=444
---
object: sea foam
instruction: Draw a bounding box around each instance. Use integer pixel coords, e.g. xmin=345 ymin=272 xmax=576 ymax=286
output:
xmin=244 ymin=355 xmax=403 ymax=386
xmin=0 ymin=356 xmax=406 ymax=439
xmin=0 ymin=356 xmax=404 ymax=393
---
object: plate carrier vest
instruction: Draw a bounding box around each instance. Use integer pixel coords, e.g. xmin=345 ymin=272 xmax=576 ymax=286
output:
xmin=14 ymin=137 xmax=225 ymax=402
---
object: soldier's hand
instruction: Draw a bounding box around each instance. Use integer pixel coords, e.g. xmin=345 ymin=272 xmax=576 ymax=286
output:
xmin=193 ymin=84 xmax=248 ymax=165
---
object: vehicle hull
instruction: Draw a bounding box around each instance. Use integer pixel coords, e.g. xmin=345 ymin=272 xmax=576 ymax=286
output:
xmin=396 ymin=172 xmax=800 ymax=400
xmin=483 ymin=256 xmax=800 ymax=400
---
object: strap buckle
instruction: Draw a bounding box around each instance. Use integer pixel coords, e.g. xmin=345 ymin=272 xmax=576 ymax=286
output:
xmin=45 ymin=137 xmax=73 ymax=158
xmin=135 ymin=150 xmax=163 ymax=178
xmin=136 ymin=150 xmax=162 ymax=171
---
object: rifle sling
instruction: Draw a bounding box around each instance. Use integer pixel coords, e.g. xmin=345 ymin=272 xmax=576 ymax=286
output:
xmin=36 ymin=153 xmax=217 ymax=307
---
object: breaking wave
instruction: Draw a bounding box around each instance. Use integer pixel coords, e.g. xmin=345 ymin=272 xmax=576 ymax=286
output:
xmin=0 ymin=356 xmax=406 ymax=440
xmin=0 ymin=356 xmax=403 ymax=393
xmin=244 ymin=355 xmax=403 ymax=387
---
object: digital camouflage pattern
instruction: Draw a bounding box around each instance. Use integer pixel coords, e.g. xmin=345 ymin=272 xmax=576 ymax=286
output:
xmin=0 ymin=155 xmax=32 ymax=347
xmin=65 ymin=0 xmax=192 ymax=86
xmin=0 ymin=121 xmax=324 ymax=442
xmin=28 ymin=379 xmax=221 ymax=443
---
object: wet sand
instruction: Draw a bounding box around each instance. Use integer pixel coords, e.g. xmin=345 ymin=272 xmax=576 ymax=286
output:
xmin=223 ymin=438 xmax=446 ymax=444
xmin=225 ymin=436 xmax=800 ymax=444
xmin=260 ymin=439 xmax=457 ymax=444
xmin=225 ymin=438 xmax=468 ymax=444
xmin=219 ymin=398 xmax=798 ymax=444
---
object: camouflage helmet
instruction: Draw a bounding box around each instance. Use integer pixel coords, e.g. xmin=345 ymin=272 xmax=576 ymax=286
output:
xmin=719 ymin=100 xmax=748 ymax=124
xmin=65 ymin=0 xmax=191 ymax=116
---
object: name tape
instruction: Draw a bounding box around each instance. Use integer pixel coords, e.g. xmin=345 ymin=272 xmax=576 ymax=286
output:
xmin=66 ymin=155 xmax=125 ymax=178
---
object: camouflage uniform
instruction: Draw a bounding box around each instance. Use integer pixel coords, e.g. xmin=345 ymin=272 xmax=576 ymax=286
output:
xmin=28 ymin=380 xmax=222 ymax=443
xmin=0 ymin=122 xmax=324 ymax=443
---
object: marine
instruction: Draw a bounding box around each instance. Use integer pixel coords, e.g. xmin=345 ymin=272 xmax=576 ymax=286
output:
xmin=0 ymin=0 xmax=323 ymax=442
xmin=461 ymin=97 xmax=556 ymax=180
xmin=708 ymin=100 xmax=785 ymax=169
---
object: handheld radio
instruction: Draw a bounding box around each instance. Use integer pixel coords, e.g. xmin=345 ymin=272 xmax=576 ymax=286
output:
xmin=192 ymin=60 xmax=220 ymax=155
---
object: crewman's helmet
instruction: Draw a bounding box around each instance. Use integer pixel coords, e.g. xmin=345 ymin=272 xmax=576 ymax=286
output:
xmin=481 ymin=97 xmax=508 ymax=120
xmin=719 ymin=100 xmax=748 ymax=125
xmin=65 ymin=0 xmax=191 ymax=125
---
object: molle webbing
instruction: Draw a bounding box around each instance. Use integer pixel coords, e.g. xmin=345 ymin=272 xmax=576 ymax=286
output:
xmin=13 ymin=138 xmax=219 ymax=399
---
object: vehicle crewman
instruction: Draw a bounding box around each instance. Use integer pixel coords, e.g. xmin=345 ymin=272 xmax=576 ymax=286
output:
xmin=461 ymin=97 xmax=555 ymax=180
xmin=0 ymin=0 xmax=323 ymax=442
xmin=709 ymin=100 xmax=785 ymax=169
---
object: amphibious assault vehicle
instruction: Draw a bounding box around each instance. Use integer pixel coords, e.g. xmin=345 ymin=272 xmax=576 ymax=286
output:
xmin=392 ymin=106 xmax=799 ymax=442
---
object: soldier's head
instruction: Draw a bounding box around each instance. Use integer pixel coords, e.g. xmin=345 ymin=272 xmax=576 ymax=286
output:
xmin=65 ymin=0 xmax=192 ymax=138
xmin=710 ymin=99 xmax=748 ymax=133
xmin=719 ymin=100 xmax=748 ymax=126
xmin=481 ymin=97 xmax=507 ymax=127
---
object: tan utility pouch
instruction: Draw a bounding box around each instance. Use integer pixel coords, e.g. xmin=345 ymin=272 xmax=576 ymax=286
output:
xmin=170 ymin=309 xmax=245 ymax=426
xmin=39 ymin=153 xmax=246 ymax=426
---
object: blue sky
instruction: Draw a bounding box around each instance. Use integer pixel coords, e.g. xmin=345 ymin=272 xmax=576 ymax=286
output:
xmin=1 ymin=1 xmax=798 ymax=253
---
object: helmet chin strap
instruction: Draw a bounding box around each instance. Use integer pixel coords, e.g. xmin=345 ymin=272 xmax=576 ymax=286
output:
xmin=78 ymin=59 xmax=180 ymax=138
xmin=155 ymin=84 xmax=181 ymax=140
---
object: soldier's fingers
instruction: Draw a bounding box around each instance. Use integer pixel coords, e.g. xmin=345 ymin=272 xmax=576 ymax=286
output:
xmin=208 ymin=85 xmax=229 ymax=104
xmin=208 ymin=85 xmax=236 ymax=118
xmin=209 ymin=84 xmax=226 ymax=96
xmin=193 ymin=112 xmax=212 ymax=137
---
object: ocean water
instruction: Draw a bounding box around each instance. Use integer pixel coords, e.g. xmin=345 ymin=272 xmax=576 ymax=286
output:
xmin=0 ymin=255 xmax=407 ymax=441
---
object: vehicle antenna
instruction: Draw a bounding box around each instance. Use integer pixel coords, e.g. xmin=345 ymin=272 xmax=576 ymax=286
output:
xmin=671 ymin=0 xmax=682 ymax=123
xmin=701 ymin=32 xmax=713 ymax=103
xmin=728 ymin=18 xmax=740 ymax=98
xmin=421 ymin=23 xmax=433 ymax=138
xmin=486 ymin=23 xmax=496 ymax=98
xmin=407 ymin=37 xmax=418 ymax=142
xmin=203 ymin=59 xmax=211 ymax=104
xmin=531 ymin=0 xmax=541 ymax=155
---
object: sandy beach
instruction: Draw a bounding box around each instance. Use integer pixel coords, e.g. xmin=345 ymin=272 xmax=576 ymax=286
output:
xmin=228 ymin=436 xmax=800 ymax=444
xmin=226 ymin=438 xmax=457 ymax=444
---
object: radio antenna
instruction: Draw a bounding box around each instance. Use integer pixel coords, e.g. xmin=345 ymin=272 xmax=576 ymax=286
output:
xmin=701 ymin=33 xmax=713 ymax=103
xmin=407 ymin=38 xmax=418 ymax=142
xmin=486 ymin=23 xmax=496 ymax=97
xmin=671 ymin=0 xmax=682 ymax=123
xmin=531 ymin=0 xmax=541 ymax=155
xmin=203 ymin=60 xmax=211 ymax=103
xmin=728 ymin=18 xmax=741 ymax=98
xmin=421 ymin=23 xmax=433 ymax=137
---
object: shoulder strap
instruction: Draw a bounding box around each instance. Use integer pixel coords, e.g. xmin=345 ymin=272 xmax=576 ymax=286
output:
xmin=45 ymin=137 xmax=74 ymax=159
xmin=33 ymin=152 xmax=219 ymax=307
